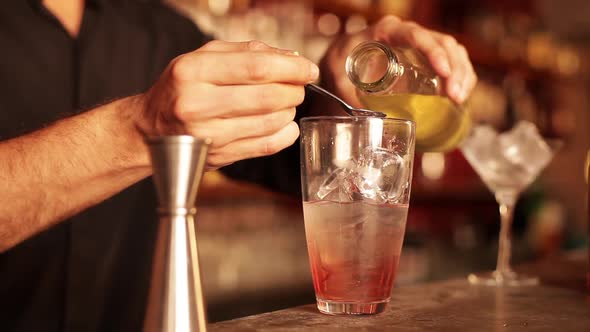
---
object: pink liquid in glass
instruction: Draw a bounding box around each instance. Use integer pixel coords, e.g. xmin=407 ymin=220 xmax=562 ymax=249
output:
xmin=303 ymin=201 xmax=407 ymax=306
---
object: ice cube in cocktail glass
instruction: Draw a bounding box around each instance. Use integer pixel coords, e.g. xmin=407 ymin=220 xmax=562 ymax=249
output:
xmin=460 ymin=121 xmax=561 ymax=286
xmin=300 ymin=116 xmax=416 ymax=315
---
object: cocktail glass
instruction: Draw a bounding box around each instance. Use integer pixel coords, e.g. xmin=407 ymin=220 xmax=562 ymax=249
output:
xmin=460 ymin=121 xmax=560 ymax=286
xmin=300 ymin=116 xmax=416 ymax=314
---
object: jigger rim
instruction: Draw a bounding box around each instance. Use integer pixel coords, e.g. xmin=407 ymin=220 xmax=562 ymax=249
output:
xmin=144 ymin=135 xmax=212 ymax=145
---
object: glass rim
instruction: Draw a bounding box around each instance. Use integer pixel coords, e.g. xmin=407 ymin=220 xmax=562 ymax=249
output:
xmin=300 ymin=115 xmax=415 ymax=126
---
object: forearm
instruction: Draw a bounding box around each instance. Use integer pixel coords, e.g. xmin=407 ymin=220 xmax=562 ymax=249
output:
xmin=0 ymin=96 xmax=151 ymax=251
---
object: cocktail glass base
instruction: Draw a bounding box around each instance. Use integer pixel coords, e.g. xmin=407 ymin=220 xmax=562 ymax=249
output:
xmin=316 ymin=298 xmax=389 ymax=315
xmin=468 ymin=271 xmax=539 ymax=287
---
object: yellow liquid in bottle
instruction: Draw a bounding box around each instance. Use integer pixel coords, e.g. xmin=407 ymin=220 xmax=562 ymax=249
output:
xmin=360 ymin=93 xmax=471 ymax=152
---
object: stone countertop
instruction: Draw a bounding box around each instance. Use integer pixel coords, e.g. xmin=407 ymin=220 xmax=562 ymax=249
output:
xmin=210 ymin=252 xmax=590 ymax=331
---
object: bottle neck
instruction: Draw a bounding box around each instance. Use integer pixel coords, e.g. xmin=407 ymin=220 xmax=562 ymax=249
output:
xmin=346 ymin=41 xmax=401 ymax=94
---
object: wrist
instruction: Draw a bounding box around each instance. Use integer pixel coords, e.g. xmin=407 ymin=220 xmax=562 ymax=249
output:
xmin=111 ymin=95 xmax=151 ymax=170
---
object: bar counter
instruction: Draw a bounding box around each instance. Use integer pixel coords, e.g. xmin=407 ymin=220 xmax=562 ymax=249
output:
xmin=210 ymin=252 xmax=589 ymax=331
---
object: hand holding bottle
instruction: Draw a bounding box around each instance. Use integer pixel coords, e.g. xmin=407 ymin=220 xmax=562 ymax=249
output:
xmin=319 ymin=15 xmax=477 ymax=109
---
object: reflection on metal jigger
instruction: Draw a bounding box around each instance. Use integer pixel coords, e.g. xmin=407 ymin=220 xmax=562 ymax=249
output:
xmin=143 ymin=136 xmax=211 ymax=332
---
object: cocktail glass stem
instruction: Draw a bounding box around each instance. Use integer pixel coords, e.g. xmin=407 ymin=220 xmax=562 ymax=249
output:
xmin=468 ymin=191 xmax=539 ymax=286
xmin=467 ymin=190 xmax=540 ymax=286
xmin=494 ymin=192 xmax=517 ymax=280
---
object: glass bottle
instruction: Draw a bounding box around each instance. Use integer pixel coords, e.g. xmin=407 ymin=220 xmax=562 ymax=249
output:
xmin=346 ymin=41 xmax=471 ymax=152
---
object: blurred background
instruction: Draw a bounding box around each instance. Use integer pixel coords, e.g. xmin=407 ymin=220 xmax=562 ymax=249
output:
xmin=165 ymin=0 xmax=589 ymax=322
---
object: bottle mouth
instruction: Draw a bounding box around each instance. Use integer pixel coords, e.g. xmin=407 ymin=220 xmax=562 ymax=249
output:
xmin=346 ymin=41 xmax=398 ymax=93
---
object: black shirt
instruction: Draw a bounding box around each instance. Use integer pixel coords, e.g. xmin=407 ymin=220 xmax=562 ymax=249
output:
xmin=0 ymin=1 xmax=302 ymax=331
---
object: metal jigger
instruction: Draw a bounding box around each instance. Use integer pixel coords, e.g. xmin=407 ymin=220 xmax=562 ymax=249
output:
xmin=143 ymin=136 xmax=211 ymax=332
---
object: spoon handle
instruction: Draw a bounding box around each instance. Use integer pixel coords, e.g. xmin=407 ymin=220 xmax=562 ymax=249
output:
xmin=305 ymin=83 xmax=386 ymax=118
xmin=305 ymin=83 xmax=352 ymax=114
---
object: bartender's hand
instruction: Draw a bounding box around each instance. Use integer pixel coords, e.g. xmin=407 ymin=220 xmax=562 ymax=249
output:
xmin=320 ymin=15 xmax=477 ymax=109
xmin=137 ymin=40 xmax=318 ymax=169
